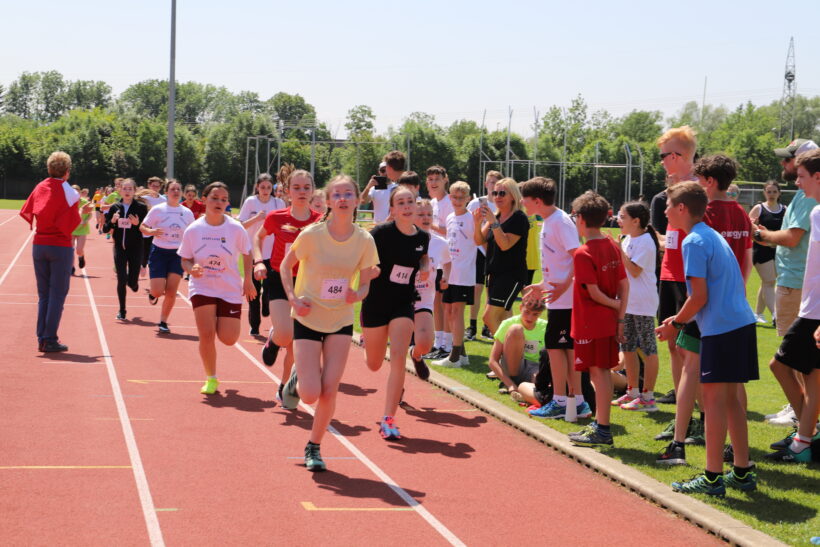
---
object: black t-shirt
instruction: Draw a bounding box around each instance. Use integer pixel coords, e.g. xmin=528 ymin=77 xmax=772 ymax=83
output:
xmin=485 ymin=209 xmax=529 ymax=279
xmin=649 ymin=191 xmax=668 ymax=235
xmin=753 ymin=203 xmax=786 ymax=264
xmin=367 ymin=221 xmax=429 ymax=303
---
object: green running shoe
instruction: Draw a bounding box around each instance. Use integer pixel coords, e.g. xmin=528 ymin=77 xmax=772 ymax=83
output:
xmin=200 ymin=377 xmax=219 ymax=395
xmin=671 ymin=473 xmax=725 ymax=497
xmin=723 ymin=467 xmax=757 ymax=492
xmin=304 ymin=443 xmax=326 ymax=472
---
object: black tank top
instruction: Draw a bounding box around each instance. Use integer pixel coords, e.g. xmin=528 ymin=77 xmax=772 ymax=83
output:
xmin=753 ymin=203 xmax=785 ymax=264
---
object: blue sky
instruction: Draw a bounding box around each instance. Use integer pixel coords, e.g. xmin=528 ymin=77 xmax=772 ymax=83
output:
xmin=3 ymin=0 xmax=818 ymax=137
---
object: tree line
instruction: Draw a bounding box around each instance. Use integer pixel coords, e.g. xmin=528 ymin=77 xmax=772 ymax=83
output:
xmin=1 ymin=70 xmax=819 ymax=207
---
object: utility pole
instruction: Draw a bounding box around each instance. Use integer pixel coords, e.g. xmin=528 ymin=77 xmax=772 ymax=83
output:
xmin=779 ymin=37 xmax=797 ymax=141
xmin=166 ymin=0 xmax=177 ymax=179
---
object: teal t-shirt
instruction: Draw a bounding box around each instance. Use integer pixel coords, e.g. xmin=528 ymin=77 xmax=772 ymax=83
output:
xmin=776 ymin=190 xmax=818 ymax=289
xmin=494 ymin=315 xmax=548 ymax=362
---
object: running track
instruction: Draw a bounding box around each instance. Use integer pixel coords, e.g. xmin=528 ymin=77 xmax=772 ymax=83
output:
xmin=0 ymin=212 xmax=719 ymax=546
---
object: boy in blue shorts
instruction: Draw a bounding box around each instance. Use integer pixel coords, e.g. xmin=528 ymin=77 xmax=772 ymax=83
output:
xmin=657 ymin=182 xmax=759 ymax=496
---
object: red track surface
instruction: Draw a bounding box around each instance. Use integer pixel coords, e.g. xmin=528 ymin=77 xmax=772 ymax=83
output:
xmin=0 ymin=216 xmax=719 ymax=546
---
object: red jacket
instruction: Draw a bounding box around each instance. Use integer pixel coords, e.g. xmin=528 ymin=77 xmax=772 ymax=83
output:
xmin=20 ymin=178 xmax=81 ymax=247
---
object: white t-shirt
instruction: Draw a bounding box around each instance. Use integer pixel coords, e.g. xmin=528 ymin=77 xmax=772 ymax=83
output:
xmin=621 ymin=232 xmax=659 ymax=317
xmin=540 ymin=209 xmax=579 ymax=309
xmin=239 ymin=195 xmax=286 ymax=260
xmin=799 ymin=205 xmax=820 ymax=319
xmin=177 ymin=216 xmax=251 ymax=304
xmin=142 ymin=195 xmax=167 ymax=238
xmin=446 ymin=211 xmax=477 ymax=286
xmin=415 ymin=233 xmax=451 ymax=311
xmin=467 ymin=197 xmax=497 ymax=256
xmin=432 ymin=195 xmax=454 ymax=232
xmin=369 ymin=183 xmax=396 ymax=223
xmin=142 ymin=203 xmax=195 ymax=250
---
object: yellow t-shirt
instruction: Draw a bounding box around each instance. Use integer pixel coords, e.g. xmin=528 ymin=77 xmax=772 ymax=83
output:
xmin=291 ymin=221 xmax=379 ymax=333
xmin=526 ymin=215 xmax=541 ymax=271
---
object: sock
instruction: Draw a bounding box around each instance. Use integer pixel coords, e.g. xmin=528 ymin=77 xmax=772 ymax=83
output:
xmin=627 ymin=386 xmax=639 ymax=399
xmin=449 ymin=345 xmax=463 ymax=361
xmin=554 ymin=395 xmax=567 ymax=407
xmin=207 ymin=375 xmax=217 ymax=380
xmin=307 ymin=441 xmax=320 ymax=448
xmin=443 ymin=333 xmax=453 ymax=352
xmin=470 ymin=319 xmax=477 ymax=329
xmin=641 ymin=390 xmax=654 ymax=402
xmin=671 ymin=440 xmax=685 ymax=449
xmin=704 ymin=470 xmax=720 ymax=482
xmin=732 ymin=464 xmax=753 ymax=476
xmin=699 ymin=411 xmax=706 ymax=424
xmin=575 ymin=394 xmax=585 ymax=405
xmin=790 ymin=434 xmax=812 ymax=453
xmin=434 ymin=331 xmax=443 ymax=348
xmin=596 ymin=423 xmax=611 ymax=435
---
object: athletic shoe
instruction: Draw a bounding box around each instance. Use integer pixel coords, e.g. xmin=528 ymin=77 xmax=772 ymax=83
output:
xmin=148 ymin=293 xmax=158 ymax=305
xmin=769 ymin=430 xmax=797 ymax=451
xmin=620 ymin=397 xmax=659 ymax=412
xmin=611 ymin=393 xmax=635 ymax=406
xmin=765 ymin=403 xmax=793 ymax=422
xmin=116 ymin=310 xmax=127 ymax=321
xmin=654 ymin=420 xmax=675 ymax=441
xmin=379 ymin=416 xmax=401 ymax=440
xmin=261 ymin=298 xmax=270 ymax=318
xmin=157 ymin=322 xmax=170 ymax=334
xmin=510 ymin=391 xmax=524 ymax=402
xmin=684 ymin=418 xmax=705 ymax=445
xmin=304 ymin=443 xmax=326 ymax=472
xmin=568 ymin=423 xmax=596 ymax=440
xmin=41 ymin=340 xmax=68 ymax=353
xmin=723 ymin=444 xmax=734 ymax=463
xmin=275 ymin=383 xmax=284 ymax=404
xmin=432 ymin=348 xmax=451 ymax=360
xmin=423 ymin=346 xmax=441 ymax=360
xmin=106 ymin=233 xmax=110 ymax=240
xmin=576 ymin=401 xmax=593 ymax=419
xmin=481 ymin=325 xmax=493 ymax=340
xmin=464 ymin=326 xmax=476 ymax=341
xmin=723 ymin=467 xmax=757 ymax=491
xmin=486 ymin=370 xmax=498 ymax=379
xmin=529 ymin=400 xmax=565 ymax=419
xmin=768 ymin=408 xmax=797 ymax=426
xmin=200 ymin=377 xmax=219 ymax=395
xmin=569 ymin=423 xmax=613 ymax=447
xmin=765 ymin=446 xmax=812 ymax=463
xmin=128 ymin=280 xmax=139 ymax=293
xmin=262 ymin=328 xmax=279 ymax=367
xmin=498 ymin=385 xmax=509 ymax=395
xmin=431 ymin=355 xmax=465 ymax=368
xmin=249 ymin=328 xmax=260 ymax=336
xmin=408 ymin=346 xmax=430 ymax=380
xmin=656 ymin=442 xmax=687 ymax=465
xmin=657 ymin=389 xmax=676 ymax=404
xmin=78 ymin=256 xmax=85 ymax=269
xmin=755 ymin=313 xmax=768 ymax=324
xmin=280 ymin=370 xmax=299 ymax=410
xmin=671 ymin=474 xmax=725 ymax=497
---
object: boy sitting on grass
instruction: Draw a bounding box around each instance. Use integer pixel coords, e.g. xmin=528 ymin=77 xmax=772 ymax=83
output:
xmin=656 ymin=182 xmax=759 ymax=496
xmin=488 ymin=298 xmax=547 ymax=404
xmin=566 ymin=191 xmax=629 ymax=447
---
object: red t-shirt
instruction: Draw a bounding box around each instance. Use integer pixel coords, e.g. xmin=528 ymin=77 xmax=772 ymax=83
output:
xmin=262 ymin=208 xmax=321 ymax=274
xmin=20 ymin=178 xmax=81 ymax=248
xmin=185 ymin=200 xmax=205 ymax=219
xmin=571 ymin=238 xmax=627 ymax=340
xmin=659 ymin=228 xmax=686 ymax=282
xmin=704 ymin=200 xmax=752 ymax=269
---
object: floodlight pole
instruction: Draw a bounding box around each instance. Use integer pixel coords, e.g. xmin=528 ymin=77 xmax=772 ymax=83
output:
xmin=166 ymin=0 xmax=176 ymax=179
xmin=593 ymin=142 xmax=600 ymax=193
xmin=624 ymin=143 xmax=633 ymax=204
xmin=505 ymin=107 xmax=513 ymax=177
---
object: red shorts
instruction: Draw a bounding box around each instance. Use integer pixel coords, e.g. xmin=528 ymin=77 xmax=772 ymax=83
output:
xmin=574 ymin=336 xmax=618 ymax=371
xmin=190 ymin=294 xmax=242 ymax=318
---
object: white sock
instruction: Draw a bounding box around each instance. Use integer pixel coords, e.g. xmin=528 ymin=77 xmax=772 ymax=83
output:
xmin=207 ymin=375 xmax=217 ymax=380
xmin=443 ymin=333 xmax=453 ymax=352
xmin=641 ymin=390 xmax=654 ymax=401
xmin=434 ymin=331 xmax=443 ymax=348
xmin=554 ymin=395 xmax=567 ymax=407
xmin=575 ymin=395 xmax=585 ymax=405
xmin=790 ymin=434 xmax=812 ymax=453
xmin=627 ymin=387 xmax=639 ymax=399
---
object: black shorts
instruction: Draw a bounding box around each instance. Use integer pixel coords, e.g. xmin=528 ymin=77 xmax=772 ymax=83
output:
xmin=475 ymin=251 xmax=487 ymax=285
xmin=545 ymin=308 xmax=573 ymax=349
xmin=293 ymin=319 xmax=353 ymax=342
xmin=526 ymin=269 xmax=536 ymax=286
xmin=486 ymin=274 xmax=525 ymax=311
xmin=775 ymin=317 xmax=820 ymax=375
xmin=658 ymin=280 xmax=687 ymax=322
xmin=360 ymin=295 xmax=415 ymax=328
xmin=264 ymin=269 xmax=295 ymax=302
xmin=442 ymin=284 xmax=474 ymax=305
xmin=435 ymin=269 xmax=444 ymax=293
xmin=700 ymin=323 xmax=759 ymax=383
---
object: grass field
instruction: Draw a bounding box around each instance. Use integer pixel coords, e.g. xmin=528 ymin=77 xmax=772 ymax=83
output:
xmin=3 ymin=200 xmax=815 ymax=544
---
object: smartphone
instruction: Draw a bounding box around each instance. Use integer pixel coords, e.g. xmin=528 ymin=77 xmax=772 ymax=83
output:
xmin=373 ymin=176 xmax=388 ymax=189
xmin=478 ymin=196 xmax=488 ymax=207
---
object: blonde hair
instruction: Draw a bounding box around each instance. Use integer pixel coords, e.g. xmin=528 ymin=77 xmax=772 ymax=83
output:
xmin=485 ymin=170 xmax=503 ymax=182
xmin=47 ymin=151 xmax=72 ymax=178
xmin=449 ymin=181 xmax=471 ymax=196
xmin=494 ymin=177 xmax=522 ymax=212
xmin=657 ymin=126 xmax=697 ymax=158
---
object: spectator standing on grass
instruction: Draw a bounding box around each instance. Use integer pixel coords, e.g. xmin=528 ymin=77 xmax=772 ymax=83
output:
xmin=425 ymin=165 xmax=454 ymax=359
xmin=466 ymin=170 xmax=502 ymax=341
xmin=20 ymin=151 xmax=88 ymax=353
xmin=748 ymin=181 xmax=786 ymax=325
xmin=361 ymin=155 xmax=402 ymax=223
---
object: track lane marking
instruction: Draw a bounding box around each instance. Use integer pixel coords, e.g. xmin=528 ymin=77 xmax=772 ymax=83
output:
xmin=0 ymin=230 xmax=34 ymax=287
xmin=301 ymin=501 xmax=414 ymax=512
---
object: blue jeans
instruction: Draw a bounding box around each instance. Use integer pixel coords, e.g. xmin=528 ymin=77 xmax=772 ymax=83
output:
xmin=32 ymin=244 xmax=74 ymax=343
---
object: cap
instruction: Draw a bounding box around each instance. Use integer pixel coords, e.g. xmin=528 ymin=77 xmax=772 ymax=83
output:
xmin=774 ymin=138 xmax=819 ymax=159
xmin=378 ymin=161 xmax=387 ymax=169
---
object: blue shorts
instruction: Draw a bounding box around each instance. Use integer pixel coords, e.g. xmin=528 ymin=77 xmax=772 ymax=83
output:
xmin=149 ymin=245 xmax=184 ymax=279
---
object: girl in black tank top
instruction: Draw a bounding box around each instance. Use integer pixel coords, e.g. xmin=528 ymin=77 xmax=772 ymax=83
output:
xmin=751 ymin=183 xmax=785 ymax=265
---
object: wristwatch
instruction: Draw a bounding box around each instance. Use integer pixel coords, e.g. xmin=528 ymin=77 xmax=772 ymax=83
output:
xmin=671 ymin=320 xmax=686 ymax=330
xmin=753 ymin=229 xmax=762 ymax=242
xmin=490 ymin=221 xmax=501 ymax=230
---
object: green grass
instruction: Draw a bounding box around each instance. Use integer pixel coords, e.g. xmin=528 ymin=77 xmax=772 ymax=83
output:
xmin=355 ymin=227 xmax=818 ymax=545
xmin=0 ymin=199 xmax=24 ymax=210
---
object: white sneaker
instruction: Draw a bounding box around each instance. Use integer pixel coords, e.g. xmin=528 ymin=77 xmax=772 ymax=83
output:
xmin=432 ymin=355 xmax=464 ymax=368
xmin=459 ymin=355 xmax=470 ymax=367
xmin=765 ymin=403 xmax=792 ymax=421
xmin=755 ymin=314 xmax=768 ymax=324
xmin=768 ymin=408 xmax=797 ymax=426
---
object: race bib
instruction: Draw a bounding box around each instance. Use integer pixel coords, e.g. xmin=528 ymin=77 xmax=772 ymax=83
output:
xmin=320 ymin=278 xmax=347 ymax=300
xmin=666 ymin=231 xmax=679 ymax=250
xmin=117 ymin=218 xmax=132 ymax=229
xmin=203 ymin=255 xmax=225 ymax=276
xmin=390 ymin=264 xmax=413 ymax=284
xmin=524 ymin=340 xmax=540 ymax=356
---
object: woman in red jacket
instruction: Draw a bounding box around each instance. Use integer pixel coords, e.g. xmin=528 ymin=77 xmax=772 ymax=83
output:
xmin=20 ymin=151 xmax=91 ymax=352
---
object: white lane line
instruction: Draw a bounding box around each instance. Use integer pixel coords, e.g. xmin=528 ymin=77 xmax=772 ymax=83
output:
xmin=82 ymin=269 xmax=165 ymax=547
xmin=0 ymin=230 xmax=34 ymax=287
xmin=176 ymin=291 xmax=465 ymax=547
xmin=0 ymin=215 xmax=19 ymax=227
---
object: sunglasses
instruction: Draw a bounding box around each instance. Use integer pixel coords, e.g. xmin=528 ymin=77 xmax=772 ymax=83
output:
xmin=491 ymin=190 xmax=507 ymax=197
xmin=660 ymin=152 xmax=681 ymax=160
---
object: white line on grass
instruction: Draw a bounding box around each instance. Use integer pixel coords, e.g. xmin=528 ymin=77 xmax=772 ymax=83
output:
xmin=83 ymin=269 xmax=165 ymax=547
xmin=176 ymin=291 xmax=465 ymax=547
xmin=0 ymin=230 xmax=34 ymax=287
